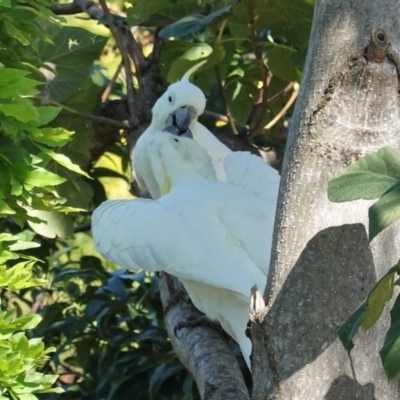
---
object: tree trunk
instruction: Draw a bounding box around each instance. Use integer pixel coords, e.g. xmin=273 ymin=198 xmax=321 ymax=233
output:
xmin=252 ymin=0 xmax=400 ymax=398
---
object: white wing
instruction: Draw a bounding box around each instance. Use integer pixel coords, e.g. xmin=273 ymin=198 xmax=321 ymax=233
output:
xmin=224 ymin=151 xmax=280 ymax=205
xmin=192 ymin=122 xmax=231 ymax=181
xmin=92 ymin=193 xmax=266 ymax=298
xmin=133 ymin=130 xmax=163 ymax=199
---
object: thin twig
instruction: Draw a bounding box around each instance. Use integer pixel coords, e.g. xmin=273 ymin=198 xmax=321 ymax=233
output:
xmin=265 ymin=81 xmax=295 ymax=105
xmin=102 ymin=62 xmax=123 ymax=102
xmin=98 ymin=0 xmax=137 ymax=127
xmin=203 ymin=110 xmax=229 ymax=123
xmin=249 ymin=83 xmax=299 ymax=138
xmin=215 ymin=66 xmax=239 ymax=136
xmin=244 ymin=0 xmax=270 ymax=136
xmin=31 ymin=96 xmax=128 ymax=129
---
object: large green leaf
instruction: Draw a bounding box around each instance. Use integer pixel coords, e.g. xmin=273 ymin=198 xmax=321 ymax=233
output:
xmin=167 ymin=43 xmax=212 ymax=83
xmin=159 ymin=6 xmax=232 ymax=38
xmin=369 ymin=181 xmax=400 ymax=241
xmin=27 ymin=210 xmax=74 ymax=239
xmin=338 ymin=263 xmax=400 ymax=353
xmin=328 ymin=147 xmax=400 ymax=203
xmin=267 ymin=45 xmax=302 ymax=82
xmin=127 ymin=0 xmax=199 ymax=27
xmin=38 ymin=24 xmax=108 ymax=103
xmin=380 ymin=292 xmax=400 ymax=381
xmin=232 ymin=0 xmax=314 ymax=50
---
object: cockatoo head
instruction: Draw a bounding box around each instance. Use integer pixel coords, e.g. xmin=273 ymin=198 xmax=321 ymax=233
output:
xmin=151 ymin=79 xmax=206 ymax=137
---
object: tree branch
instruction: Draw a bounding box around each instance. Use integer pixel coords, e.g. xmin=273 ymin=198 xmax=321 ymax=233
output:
xmin=102 ymin=62 xmax=123 ymax=102
xmin=98 ymin=0 xmax=138 ymax=127
xmin=244 ymin=0 xmax=271 ymax=137
xmin=157 ymin=273 xmax=250 ymax=400
xmin=249 ymin=83 xmax=299 ymax=139
xmin=50 ymin=0 xmax=103 ymax=18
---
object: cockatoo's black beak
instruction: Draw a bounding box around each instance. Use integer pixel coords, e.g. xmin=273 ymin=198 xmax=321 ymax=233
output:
xmin=165 ymin=106 xmax=196 ymax=138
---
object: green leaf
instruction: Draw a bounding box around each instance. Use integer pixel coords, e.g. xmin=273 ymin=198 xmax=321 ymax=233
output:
xmin=0 ymin=98 xmax=39 ymax=123
xmin=0 ymin=200 xmax=16 ymax=215
xmin=328 ymin=147 xmax=400 ymax=202
xmin=232 ymin=0 xmax=313 ymax=50
xmin=159 ymin=6 xmax=231 ymax=38
xmin=167 ymin=43 xmax=212 ymax=83
xmin=57 ymin=173 xmax=93 ymax=209
xmin=39 ymin=147 xmax=90 ymax=178
xmin=126 ymin=0 xmax=198 ymax=27
xmin=38 ymin=24 xmax=108 ymax=103
xmin=0 ymin=68 xmax=40 ymax=98
xmin=27 ymin=210 xmax=74 ymax=239
xmin=361 ymin=271 xmax=395 ymax=329
xmin=35 ymin=106 xmax=62 ymax=126
xmin=23 ymin=168 xmax=66 ymax=188
xmin=338 ymin=263 xmax=400 ymax=353
xmin=338 ymin=301 xmax=367 ymax=352
xmin=267 ymin=45 xmax=302 ymax=82
xmin=29 ymin=127 xmax=74 ymax=147
xmin=369 ymin=182 xmax=400 ymax=241
xmin=380 ymin=292 xmax=400 ymax=381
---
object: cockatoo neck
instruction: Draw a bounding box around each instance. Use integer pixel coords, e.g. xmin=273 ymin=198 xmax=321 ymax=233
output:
xmin=149 ymin=132 xmax=216 ymax=194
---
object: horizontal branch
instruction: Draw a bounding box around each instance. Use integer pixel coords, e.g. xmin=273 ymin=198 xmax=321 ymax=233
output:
xmin=49 ymin=0 xmax=103 ymax=19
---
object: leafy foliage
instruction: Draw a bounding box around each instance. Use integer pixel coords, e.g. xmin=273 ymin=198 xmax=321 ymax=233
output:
xmin=329 ymin=147 xmax=400 ymax=380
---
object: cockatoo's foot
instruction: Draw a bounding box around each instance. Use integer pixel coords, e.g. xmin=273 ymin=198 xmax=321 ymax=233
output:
xmin=174 ymin=316 xmax=222 ymax=338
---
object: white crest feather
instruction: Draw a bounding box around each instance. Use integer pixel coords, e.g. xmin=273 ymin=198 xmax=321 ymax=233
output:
xmin=182 ymin=60 xmax=207 ymax=80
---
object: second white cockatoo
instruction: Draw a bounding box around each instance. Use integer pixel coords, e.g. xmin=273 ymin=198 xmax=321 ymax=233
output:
xmin=92 ymin=131 xmax=275 ymax=369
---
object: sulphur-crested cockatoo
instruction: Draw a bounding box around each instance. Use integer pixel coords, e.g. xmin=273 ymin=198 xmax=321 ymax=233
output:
xmin=93 ymin=131 xmax=275 ymax=369
xmin=134 ymin=63 xmax=231 ymax=199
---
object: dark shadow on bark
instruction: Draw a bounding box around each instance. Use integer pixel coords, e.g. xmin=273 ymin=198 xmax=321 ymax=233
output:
xmin=264 ymin=224 xmax=377 ymax=381
xmin=325 ymin=375 xmax=376 ymax=400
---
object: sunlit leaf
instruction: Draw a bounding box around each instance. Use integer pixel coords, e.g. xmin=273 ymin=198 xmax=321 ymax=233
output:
xmin=328 ymin=147 xmax=400 ymax=202
xmin=27 ymin=210 xmax=74 ymax=239
xmin=338 ymin=263 xmax=400 ymax=353
xmin=369 ymin=182 xmax=400 ymax=241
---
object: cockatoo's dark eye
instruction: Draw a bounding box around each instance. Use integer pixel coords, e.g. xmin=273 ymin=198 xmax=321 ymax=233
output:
xmin=168 ymin=96 xmax=172 ymax=103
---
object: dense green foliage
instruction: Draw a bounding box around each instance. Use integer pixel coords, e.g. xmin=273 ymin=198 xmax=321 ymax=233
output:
xmin=0 ymin=0 xmax=313 ymax=398
xmin=329 ymin=147 xmax=400 ymax=381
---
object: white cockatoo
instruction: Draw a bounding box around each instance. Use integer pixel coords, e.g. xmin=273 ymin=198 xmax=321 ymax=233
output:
xmin=133 ymin=62 xmax=280 ymax=203
xmin=134 ymin=64 xmax=231 ymax=199
xmin=92 ymin=131 xmax=275 ymax=369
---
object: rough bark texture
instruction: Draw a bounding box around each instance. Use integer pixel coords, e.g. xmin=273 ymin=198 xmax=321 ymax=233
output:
xmin=252 ymin=0 xmax=400 ymax=399
xmin=157 ymin=273 xmax=250 ymax=400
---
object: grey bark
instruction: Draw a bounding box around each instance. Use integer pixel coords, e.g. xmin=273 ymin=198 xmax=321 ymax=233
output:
xmin=251 ymin=0 xmax=400 ymax=399
xmin=157 ymin=273 xmax=251 ymax=400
